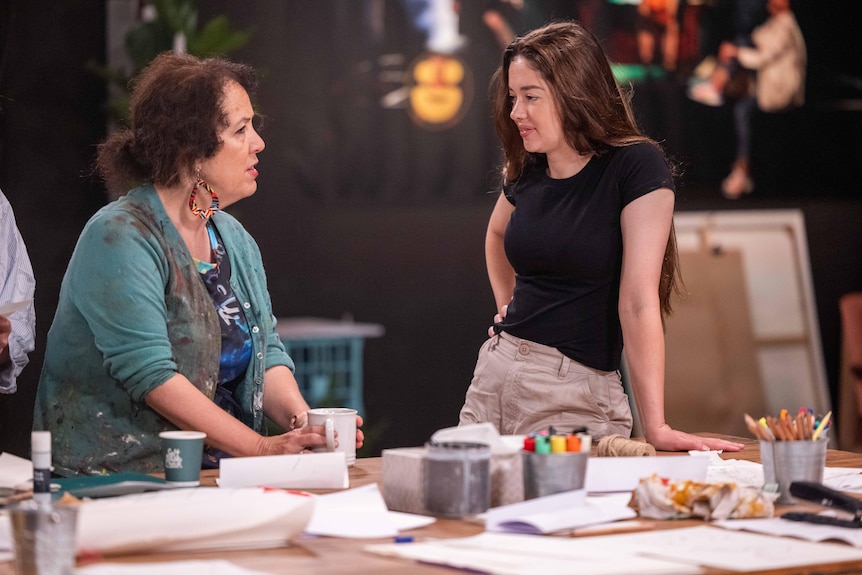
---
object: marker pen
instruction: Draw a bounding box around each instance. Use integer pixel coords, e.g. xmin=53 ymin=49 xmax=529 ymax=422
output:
xmin=550 ymin=435 xmax=566 ymax=453
xmin=534 ymin=435 xmax=551 ymax=454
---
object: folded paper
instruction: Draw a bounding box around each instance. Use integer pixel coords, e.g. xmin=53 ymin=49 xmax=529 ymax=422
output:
xmin=305 ymin=483 xmax=434 ymax=538
xmin=485 ymin=489 xmax=636 ymax=535
xmin=218 ymin=451 xmax=348 ymax=489
xmin=585 ymin=455 xmax=710 ymax=493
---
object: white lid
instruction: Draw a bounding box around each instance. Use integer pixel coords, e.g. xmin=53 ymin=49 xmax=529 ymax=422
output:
xmin=31 ymin=431 xmax=52 ymax=452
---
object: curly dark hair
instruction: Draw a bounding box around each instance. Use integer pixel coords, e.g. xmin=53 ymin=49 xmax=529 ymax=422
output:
xmin=490 ymin=21 xmax=681 ymax=318
xmin=96 ymin=51 xmax=259 ymax=193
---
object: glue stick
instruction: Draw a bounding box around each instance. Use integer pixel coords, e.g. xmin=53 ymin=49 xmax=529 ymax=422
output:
xmin=31 ymin=431 xmax=52 ymax=506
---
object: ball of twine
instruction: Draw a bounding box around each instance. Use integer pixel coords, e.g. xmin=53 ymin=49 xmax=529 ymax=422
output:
xmin=596 ymin=434 xmax=656 ymax=457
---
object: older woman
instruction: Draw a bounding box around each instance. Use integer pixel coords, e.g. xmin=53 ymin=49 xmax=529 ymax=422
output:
xmin=34 ymin=52 xmax=362 ymax=476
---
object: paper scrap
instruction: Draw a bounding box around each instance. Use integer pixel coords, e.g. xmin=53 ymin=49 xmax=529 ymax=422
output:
xmin=485 ymin=489 xmax=636 ymax=535
xmin=824 ymin=467 xmax=862 ymax=493
xmin=716 ymin=516 xmax=862 ymax=547
xmin=0 ymin=452 xmax=32 ymax=489
xmin=366 ymin=531 xmax=702 ymax=575
xmin=218 ymin=451 xmax=348 ymax=489
xmin=0 ymin=299 xmax=32 ymax=317
xmin=305 ymin=483 xmax=434 ymax=538
xmin=627 ymin=525 xmax=862 ymax=571
xmin=368 ymin=525 xmax=862 ymax=575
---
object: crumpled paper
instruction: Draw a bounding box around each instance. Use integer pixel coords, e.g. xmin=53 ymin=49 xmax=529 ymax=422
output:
xmin=629 ymin=473 xmax=776 ymax=520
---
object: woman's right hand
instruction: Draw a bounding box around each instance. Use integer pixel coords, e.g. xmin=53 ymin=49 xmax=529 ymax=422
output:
xmin=258 ymin=424 xmax=329 ymax=456
xmin=488 ymin=304 xmax=508 ymax=337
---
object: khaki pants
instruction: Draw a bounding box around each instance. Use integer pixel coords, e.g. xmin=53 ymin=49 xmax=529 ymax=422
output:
xmin=459 ymin=332 xmax=633 ymax=438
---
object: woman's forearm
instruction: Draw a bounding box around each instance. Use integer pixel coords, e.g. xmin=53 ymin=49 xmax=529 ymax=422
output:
xmin=145 ymin=374 xmax=265 ymax=457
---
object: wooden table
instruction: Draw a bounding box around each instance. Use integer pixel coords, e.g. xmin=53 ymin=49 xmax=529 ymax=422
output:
xmin=3 ymin=436 xmax=862 ymax=575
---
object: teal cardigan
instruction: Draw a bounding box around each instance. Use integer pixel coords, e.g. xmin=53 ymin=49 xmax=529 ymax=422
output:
xmin=34 ymin=185 xmax=293 ymax=476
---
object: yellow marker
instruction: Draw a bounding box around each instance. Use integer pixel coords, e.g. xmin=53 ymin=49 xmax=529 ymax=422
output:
xmin=550 ymin=435 xmax=567 ymax=453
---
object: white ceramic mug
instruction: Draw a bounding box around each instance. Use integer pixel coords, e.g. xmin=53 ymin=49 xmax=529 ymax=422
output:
xmin=307 ymin=407 xmax=357 ymax=466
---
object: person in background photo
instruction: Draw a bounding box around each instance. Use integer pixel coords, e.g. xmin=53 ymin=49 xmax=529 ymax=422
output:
xmin=0 ymin=188 xmax=36 ymax=394
xmin=458 ymin=21 xmax=744 ymax=452
xmin=33 ymin=52 xmax=363 ymax=476
xmin=718 ymin=0 xmax=805 ymax=198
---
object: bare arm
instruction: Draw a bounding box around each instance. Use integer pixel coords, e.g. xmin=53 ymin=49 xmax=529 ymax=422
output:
xmin=486 ymin=193 xmax=516 ymax=314
xmin=262 ymin=365 xmax=365 ymax=448
xmin=261 ymin=364 xmax=312 ymax=430
xmin=620 ymin=189 xmax=743 ymax=452
xmin=145 ymin=373 xmax=329 ymax=457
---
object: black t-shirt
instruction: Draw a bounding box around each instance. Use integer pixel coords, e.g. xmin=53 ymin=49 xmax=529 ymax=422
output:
xmin=495 ymin=142 xmax=674 ymax=371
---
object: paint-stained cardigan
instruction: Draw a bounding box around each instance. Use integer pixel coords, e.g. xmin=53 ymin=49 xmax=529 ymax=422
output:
xmin=33 ymin=185 xmax=293 ymax=476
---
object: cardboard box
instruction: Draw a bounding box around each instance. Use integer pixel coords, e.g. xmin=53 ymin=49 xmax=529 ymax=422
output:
xmin=381 ymin=447 xmax=426 ymax=514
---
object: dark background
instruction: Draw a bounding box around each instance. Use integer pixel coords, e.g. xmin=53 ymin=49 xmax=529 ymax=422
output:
xmin=1 ymin=0 xmax=861 ymax=458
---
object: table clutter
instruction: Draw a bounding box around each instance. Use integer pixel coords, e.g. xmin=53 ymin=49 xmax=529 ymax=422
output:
xmin=3 ymin=423 xmax=862 ymax=575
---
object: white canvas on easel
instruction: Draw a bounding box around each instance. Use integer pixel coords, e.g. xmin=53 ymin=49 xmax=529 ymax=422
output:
xmin=657 ymin=210 xmax=830 ymax=440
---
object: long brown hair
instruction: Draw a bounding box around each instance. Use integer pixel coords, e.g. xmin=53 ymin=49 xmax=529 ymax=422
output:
xmin=490 ymin=21 xmax=681 ymax=318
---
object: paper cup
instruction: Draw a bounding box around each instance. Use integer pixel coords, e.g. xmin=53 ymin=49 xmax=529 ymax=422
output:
xmin=159 ymin=430 xmax=206 ymax=486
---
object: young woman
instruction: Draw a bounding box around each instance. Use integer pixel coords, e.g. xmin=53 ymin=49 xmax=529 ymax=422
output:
xmin=459 ymin=21 xmax=743 ymax=452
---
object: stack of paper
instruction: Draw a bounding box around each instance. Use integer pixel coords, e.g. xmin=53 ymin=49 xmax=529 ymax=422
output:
xmin=76 ymin=487 xmax=314 ymax=555
xmin=367 ymin=526 xmax=862 ymax=575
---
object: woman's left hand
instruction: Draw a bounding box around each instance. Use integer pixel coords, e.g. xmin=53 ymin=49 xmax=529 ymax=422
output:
xmin=647 ymin=423 xmax=745 ymax=452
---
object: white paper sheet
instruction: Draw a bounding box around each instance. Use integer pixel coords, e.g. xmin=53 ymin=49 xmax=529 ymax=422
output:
xmin=716 ymin=516 xmax=862 ymax=547
xmin=585 ymin=455 xmax=709 ymax=492
xmin=485 ymin=489 xmax=636 ymax=534
xmin=0 ymin=452 xmax=33 ymax=489
xmin=366 ymin=531 xmax=703 ymax=575
xmin=76 ymin=560 xmax=273 ymax=575
xmin=218 ymin=451 xmax=348 ymax=489
xmin=0 ymin=299 xmax=32 ymax=317
xmin=304 ymin=483 xmax=434 ymax=539
xmin=706 ymin=453 xmax=862 ymax=494
xmin=76 ymin=487 xmax=314 ymax=555
xmin=824 ymin=467 xmax=862 ymax=493
xmin=704 ymin=452 xmax=764 ymax=487
xmin=628 ymin=525 xmax=862 ymax=571
xmin=0 ymin=511 xmax=12 ymax=561
xmin=367 ymin=525 xmax=862 ymax=574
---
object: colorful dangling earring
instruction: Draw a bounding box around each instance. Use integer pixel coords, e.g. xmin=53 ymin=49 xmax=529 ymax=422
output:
xmin=188 ymin=178 xmax=220 ymax=221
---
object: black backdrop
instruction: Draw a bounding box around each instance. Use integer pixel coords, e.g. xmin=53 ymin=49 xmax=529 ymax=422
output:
xmin=1 ymin=0 xmax=861 ymax=458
